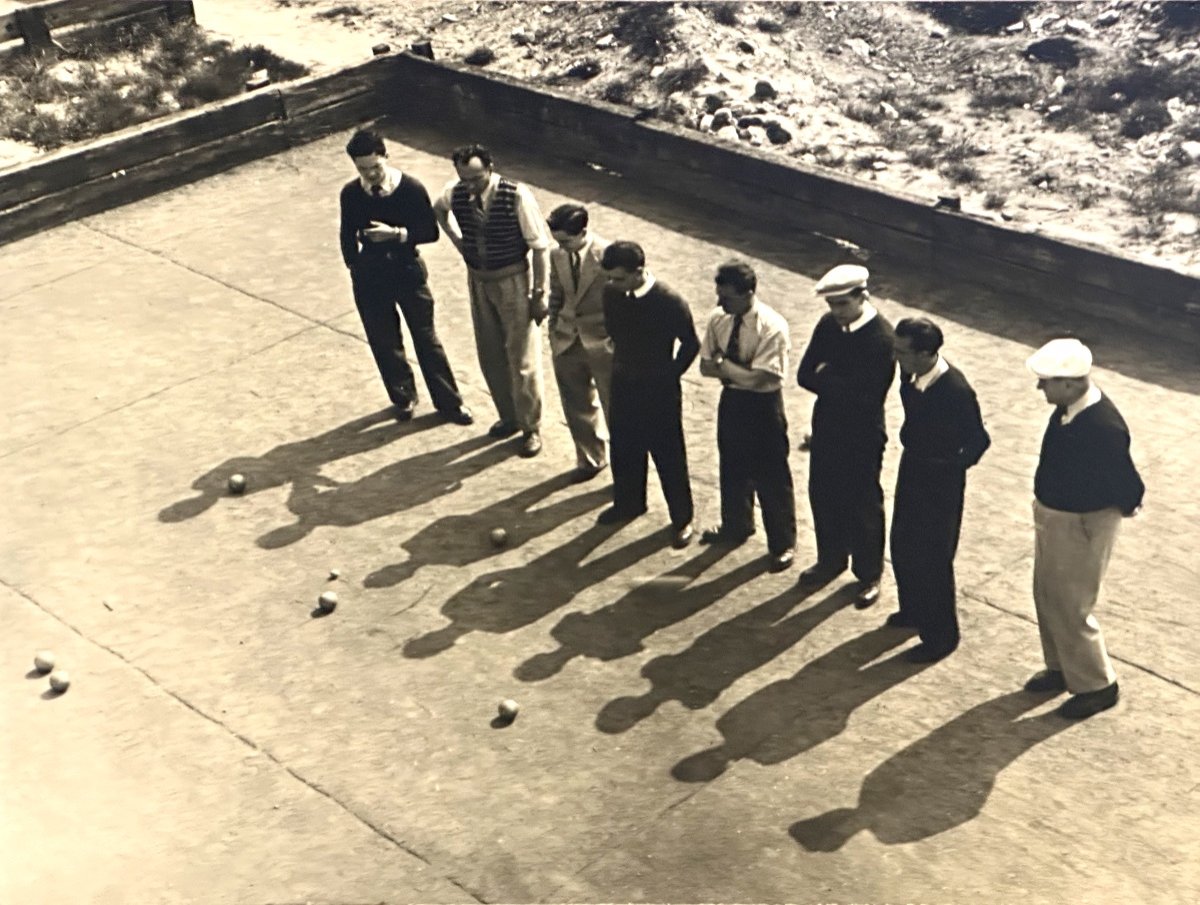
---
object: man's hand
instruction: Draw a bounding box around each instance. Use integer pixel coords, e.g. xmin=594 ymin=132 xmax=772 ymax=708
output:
xmin=363 ymin=221 xmax=405 ymax=243
xmin=530 ymin=293 xmax=549 ymax=324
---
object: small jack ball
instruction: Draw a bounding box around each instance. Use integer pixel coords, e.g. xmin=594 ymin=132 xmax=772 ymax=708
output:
xmin=48 ymin=670 xmax=71 ymax=693
xmin=498 ymin=698 xmax=520 ymax=719
xmin=228 ymin=474 xmax=247 ymax=494
xmin=318 ymin=591 xmax=338 ymax=613
xmin=489 ymin=528 xmax=508 ymax=548
xmin=33 ymin=650 xmax=55 ymax=673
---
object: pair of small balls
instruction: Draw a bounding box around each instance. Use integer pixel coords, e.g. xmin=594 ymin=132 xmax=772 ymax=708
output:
xmin=34 ymin=651 xmax=70 ymax=692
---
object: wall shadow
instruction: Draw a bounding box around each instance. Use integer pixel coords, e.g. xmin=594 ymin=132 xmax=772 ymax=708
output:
xmin=401 ymin=522 xmax=671 ymax=659
xmin=788 ymin=689 xmax=1073 ymax=851
xmin=255 ymin=432 xmax=514 ymax=549
xmin=596 ymin=582 xmax=853 ymax=735
xmin=159 ymin=408 xmax=429 ymax=523
xmin=514 ymin=543 xmax=755 ymax=682
xmin=671 ymin=625 xmax=930 ymax=783
xmin=364 ymin=472 xmax=610 ymax=588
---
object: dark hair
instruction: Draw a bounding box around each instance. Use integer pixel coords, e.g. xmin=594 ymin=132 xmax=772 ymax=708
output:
xmin=601 ymin=241 xmax=646 ymax=271
xmin=715 ymin=260 xmax=757 ymax=294
xmin=451 ymin=143 xmax=493 ymax=168
xmin=346 ymin=128 xmax=386 ymax=159
xmin=895 ymin=317 xmax=944 ymax=354
xmin=547 ymin=203 xmax=589 ymax=235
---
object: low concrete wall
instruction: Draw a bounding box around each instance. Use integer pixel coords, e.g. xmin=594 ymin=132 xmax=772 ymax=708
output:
xmin=387 ymin=52 xmax=1200 ymax=341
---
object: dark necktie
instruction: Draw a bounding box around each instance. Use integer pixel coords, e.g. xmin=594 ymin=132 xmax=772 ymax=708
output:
xmin=725 ymin=313 xmax=745 ymax=364
xmin=570 ymin=251 xmax=581 ymax=286
xmin=371 ymin=184 xmax=383 ymax=197
xmin=472 ymin=193 xmax=485 ymax=216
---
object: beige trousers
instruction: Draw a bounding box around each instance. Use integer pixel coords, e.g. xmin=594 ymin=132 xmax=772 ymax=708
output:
xmin=552 ymin=336 xmax=613 ymax=469
xmin=1032 ymin=500 xmax=1121 ymax=693
xmin=466 ymin=264 xmax=543 ymax=432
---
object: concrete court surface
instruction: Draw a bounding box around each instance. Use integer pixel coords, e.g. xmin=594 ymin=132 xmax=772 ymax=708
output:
xmin=1 ymin=119 xmax=1199 ymax=905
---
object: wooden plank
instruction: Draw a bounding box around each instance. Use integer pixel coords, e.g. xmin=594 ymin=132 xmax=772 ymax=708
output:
xmin=278 ymin=55 xmax=400 ymax=119
xmin=0 ymin=120 xmax=289 ymax=247
xmin=36 ymin=0 xmax=149 ymax=29
xmin=0 ymin=90 xmax=283 ymax=211
xmin=281 ymin=90 xmax=393 ymax=148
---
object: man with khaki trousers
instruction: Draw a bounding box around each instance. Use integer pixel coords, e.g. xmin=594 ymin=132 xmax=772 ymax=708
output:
xmin=434 ymin=144 xmax=551 ymax=457
xmin=1024 ymin=338 xmax=1144 ymax=720
xmin=546 ymin=203 xmax=613 ymax=483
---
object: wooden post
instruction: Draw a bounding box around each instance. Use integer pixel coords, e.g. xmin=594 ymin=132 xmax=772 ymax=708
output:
xmin=166 ymin=1 xmax=196 ymax=25
xmin=14 ymin=7 xmax=54 ymax=56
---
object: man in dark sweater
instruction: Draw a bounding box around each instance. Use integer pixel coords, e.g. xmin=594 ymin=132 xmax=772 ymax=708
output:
xmin=1024 ymin=338 xmax=1144 ymax=720
xmin=796 ymin=264 xmax=896 ymax=608
xmin=339 ymin=129 xmax=472 ymax=425
xmin=888 ymin=317 xmax=991 ymax=662
xmin=598 ymin=241 xmax=699 ymax=548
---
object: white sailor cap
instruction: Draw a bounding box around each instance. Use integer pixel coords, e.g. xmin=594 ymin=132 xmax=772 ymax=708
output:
xmin=1026 ymin=338 xmax=1092 ymax=379
xmin=814 ymin=264 xmax=869 ymax=296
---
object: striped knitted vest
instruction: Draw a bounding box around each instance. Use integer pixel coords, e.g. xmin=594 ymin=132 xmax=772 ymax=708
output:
xmin=450 ymin=177 xmax=529 ymax=271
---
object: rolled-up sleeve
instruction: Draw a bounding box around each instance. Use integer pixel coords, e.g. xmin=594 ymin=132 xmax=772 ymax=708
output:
xmin=749 ymin=325 xmax=789 ymax=378
xmin=513 ymin=182 xmax=551 ymax=250
xmin=700 ymin=308 xmax=723 ymax=359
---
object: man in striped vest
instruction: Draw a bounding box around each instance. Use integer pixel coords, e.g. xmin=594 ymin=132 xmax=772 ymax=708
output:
xmin=434 ymin=144 xmax=551 ymax=458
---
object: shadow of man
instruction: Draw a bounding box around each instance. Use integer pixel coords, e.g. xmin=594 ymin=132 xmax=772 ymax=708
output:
xmin=788 ymin=689 xmax=1074 ymax=851
xmin=596 ymin=583 xmax=851 ymax=735
xmin=159 ymin=408 xmax=429 ymax=523
xmin=672 ymin=625 xmax=929 ymax=782
xmin=515 ymin=544 xmax=755 ymax=682
xmin=401 ymin=523 xmax=671 ymax=659
xmin=256 ymin=432 xmax=514 ymax=549
xmin=365 ymin=472 xmax=611 ymax=588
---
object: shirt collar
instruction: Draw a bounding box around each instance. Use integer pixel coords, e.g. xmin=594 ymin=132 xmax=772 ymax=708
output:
xmin=844 ymin=301 xmax=878 ymax=333
xmin=630 ymin=271 xmax=657 ymax=298
xmin=362 ymin=165 xmax=401 ymax=197
xmin=913 ymin=354 xmax=949 ymax=392
xmin=1061 ymin=384 xmax=1102 ymax=425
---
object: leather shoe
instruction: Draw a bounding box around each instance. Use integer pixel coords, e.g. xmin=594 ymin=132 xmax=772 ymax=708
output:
xmin=672 ymin=522 xmax=694 ymax=549
xmin=798 ymin=562 xmax=844 ymax=588
xmin=1057 ymin=682 xmax=1119 ymax=719
xmin=1023 ymin=669 xmax=1067 ymax=694
xmin=700 ymin=524 xmax=754 ymax=546
xmin=568 ymin=463 xmax=606 ymax=484
xmin=904 ymin=642 xmax=956 ymax=663
xmin=597 ymin=505 xmax=645 ymax=525
xmin=441 ymin=406 xmax=474 ymax=426
xmin=393 ymin=401 xmax=415 ymax=422
xmin=769 ymin=549 xmax=795 ymax=572
xmin=488 ymin=420 xmax=519 ymax=439
xmin=853 ymin=580 xmax=881 ymax=609
xmin=885 ymin=611 xmax=917 ymax=629
xmin=519 ymin=431 xmax=542 ymax=457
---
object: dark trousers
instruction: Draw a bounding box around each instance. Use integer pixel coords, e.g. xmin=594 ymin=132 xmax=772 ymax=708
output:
xmin=350 ymin=257 xmax=463 ymax=411
xmin=807 ymin=435 xmax=885 ymax=582
xmin=610 ymin=374 xmax=693 ymax=528
xmin=890 ymin=454 xmax=966 ymax=651
xmin=718 ymin=389 xmax=796 ymax=555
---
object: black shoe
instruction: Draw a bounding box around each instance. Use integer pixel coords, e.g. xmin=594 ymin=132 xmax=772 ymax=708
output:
xmin=519 ymin=431 xmax=542 ymax=458
xmin=440 ymin=406 xmax=474 ymax=426
xmin=393 ymin=401 xmax=415 ymax=422
xmin=885 ymin=611 xmax=917 ymax=629
xmin=1023 ymin=669 xmax=1067 ymax=694
xmin=597 ymin=505 xmax=645 ymax=525
xmin=1057 ymin=682 xmax=1119 ymax=719
xmin=700 ymin=524 xmax=754 ymax=546
xmin=488 ymin=420 xmax=519 ymax=439
xmin=672 ymin=522 xmax=694 ymax=549
xmin=904 ymin=642 xmax=956 ymax=663
xmin=798 ymin=562 xmax=844 ymax=588
xmin=568 ymin=463 xmax=607 ymax=484
xmin=853 ymin=580 xmax=881 ymax=609
xmin=769 ymin=549 xmax=795 ymax=573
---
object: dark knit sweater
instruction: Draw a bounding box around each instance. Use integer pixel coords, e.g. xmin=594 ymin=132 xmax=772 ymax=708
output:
xmin=339 ymin=174 xmax=439 ymax=268
xmin=603 ymin=280 xmax=700 ymax=383
xmin=797 ymin=312 xmax=896 ymax=444
xmin=1034 ymin=394 xmax=1144 ymax=514
xmin=898 ymin=364 xmax=991 ymax=469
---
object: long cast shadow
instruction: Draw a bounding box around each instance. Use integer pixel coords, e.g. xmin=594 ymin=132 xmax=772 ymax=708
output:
xmin=671 ymin=625 xmax=930 ymax=782
xmin=159 ymin=408 xmax=429 ymax=523
xmin=256 ymin=432 xmax=513 ymax=549
xmin=596 ymin=582 xmax=853 ymax=735
xmin=401 ymin=522 xmax=671 ymax=659
xmin=514 ymin=543 xmax=754 ymax=682
xmin=788 ymin=689 xmax=1074 ymax=851
xmin=365 ymin=472 xmax=611 ymax=588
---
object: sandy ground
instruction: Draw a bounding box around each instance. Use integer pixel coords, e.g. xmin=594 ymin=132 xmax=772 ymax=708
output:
xmin=1 ymin=114 xmax=1198 ymax=902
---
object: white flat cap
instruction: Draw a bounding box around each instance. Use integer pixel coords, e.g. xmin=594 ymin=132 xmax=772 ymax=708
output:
xmin=1026 ymin=338 xmax=1092 ymax=378
xmin=814 ymin=264 xmax=869 ymax=296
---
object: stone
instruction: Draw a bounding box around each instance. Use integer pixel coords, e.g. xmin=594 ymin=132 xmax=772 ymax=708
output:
xmin=736 ymin=39 xmax=756 ymax=54
xmin=753 ymin=79 xmax=778 ymax=100
xmin=1171 ymin=214 xmax=1199 ymax=236
xmin=1096 ymin=10 xmax=1120 ymax=27
xmin=1179 ymin=140 xmax=1200 ymax=162
xmin=711 ymin=107 xmax=734 ymax=129
xmin=765 ymin=121 xmax=793 ymax=144
xmin=596 ymin=34 xmax=616 ymax=48
xmin=715 ymin=125 xmax=740 ymax=141
xmin=844 ymin=38 xmax=872 ymax=59
xmin=737 ymin=115 xmax=764 ymax=128
xmin=699 ymin=113 xmax=715 ymax=131
xmin=704 ymin=91 xmax=731 ymax=113
xmin=511 ymin=28 xmax=532 ymax=46
xmin=1024 ymin=36 xmax=1084 ymax=68
xmin=1063 ymin=18 xmax=1093 ymax=35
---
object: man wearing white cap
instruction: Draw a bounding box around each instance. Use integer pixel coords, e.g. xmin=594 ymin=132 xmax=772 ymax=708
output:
xmin=1025 ymin=337 xmax=1144 ymax=719
xmin=796 ymin=264 xmax=896 ymax=607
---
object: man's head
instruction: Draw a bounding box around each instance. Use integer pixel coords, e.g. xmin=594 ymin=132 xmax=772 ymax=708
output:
xmin=346 ymin=128 xmax=388 ymax=187
xmin=714 ymin=261 xmax=757 ymax=316
xmin=451 ymin=143 xmax=494 ymax=194
xmin=547 ymin=203 xmax=589 ymax=251
xmin=1026 ymin=337 xmax=1093 ymax=406
xmin=814 ymin=264 xmax=870 ymax=327
xmin=601 ymin=241 xmax=647 ymax=293
xmin=894 ymin=317 xmax=944 ymax=377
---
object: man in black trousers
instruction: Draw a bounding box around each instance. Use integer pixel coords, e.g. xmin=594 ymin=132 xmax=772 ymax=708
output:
xmin=338 ymin=128 xmax=472 ymax=424
xmin=888 ymin=317 xmax=991 ymax=662
xmin=699 ymin=261 xmax=796 ymax=572
xmin=598 ymin=241 xmax=699 ymax=549
xmin=797 ymin=264 xmax=895 ymax=607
